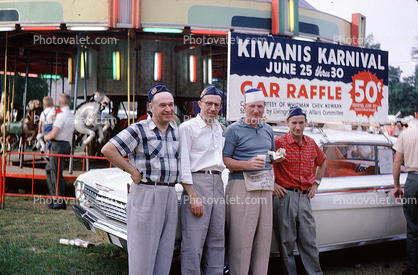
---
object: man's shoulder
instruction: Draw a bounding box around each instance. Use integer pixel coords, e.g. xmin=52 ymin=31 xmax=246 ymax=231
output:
xmin=402 ymin=126 xmax=418 ymax=135
xmin=223 ymin=121 xmax=240 ymax=135
xmin=303 ymin=134 xmax=315 ymax=143
xmin=178 ymin=117 xmax=197 ymax=129
xmin=275 ymin=132 xmax=289 ymax=142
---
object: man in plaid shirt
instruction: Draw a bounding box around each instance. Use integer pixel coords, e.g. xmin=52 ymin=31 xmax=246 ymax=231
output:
xmin=273 ymin=106 xmax=326 ymax=275
xmin=101 ymin=83 xmax=179 ymax=275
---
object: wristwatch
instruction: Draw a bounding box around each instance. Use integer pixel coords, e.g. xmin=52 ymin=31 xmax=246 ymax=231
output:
xmin=314 ymin=179 xmax=321 ymax=186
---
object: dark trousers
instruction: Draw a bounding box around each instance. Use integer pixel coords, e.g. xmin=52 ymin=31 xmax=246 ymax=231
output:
xmin=404 ymin=173 xmax=418 ymax=275
xmin=46 ymin=141 xmax=71 ymax=200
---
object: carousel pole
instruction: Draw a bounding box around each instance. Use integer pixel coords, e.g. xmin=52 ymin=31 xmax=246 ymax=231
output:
xmin=11 ymin=52 xmax=16 ymax=121
xmin=69 ymin=33 xmax=82 ymax=174
xmin=8 ymin=52 xmax=17 ymax=165
xmin=127 ymin=31 xmax=131 ymax=126
xmin=82 ymin=38 xmax=87 ymax=101
xmin=1 ymin=32 xmax=8 ymax=209
xmin=54 ymin=51 xmax=58 ymax=108
xmin=132 ymin=38 xmax=136 ymax=124
xmin=20 ymin=45 xmax=30 ymax=168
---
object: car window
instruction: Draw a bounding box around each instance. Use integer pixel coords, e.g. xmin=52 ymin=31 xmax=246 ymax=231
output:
xmin=323 ymin=144 xmax=405 ymax=178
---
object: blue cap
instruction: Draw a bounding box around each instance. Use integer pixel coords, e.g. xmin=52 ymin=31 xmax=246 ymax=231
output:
xmin=148 ymin=83 xmax=171 ymax=102
xmin=244 ymin=88 xmax=264 ymax=104
xmin=200 ymin=85 xmax=222 ymax=99
xmin=286 ymin=106 xmax=306 ymax=120
xmin=245 ymin=88 xmax=262 ymax=94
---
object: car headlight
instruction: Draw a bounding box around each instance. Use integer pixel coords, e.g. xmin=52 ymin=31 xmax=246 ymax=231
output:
xmin=74 ymin=180 xmax=86 ymax=203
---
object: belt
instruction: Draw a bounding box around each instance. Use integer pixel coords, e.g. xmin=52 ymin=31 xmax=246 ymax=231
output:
xmin=192 ymin=170 xmax=221 ymax=175
xmin=140 ymin=181 xmax=176 ymax=187
xmin=408 ymin=171 xmax=418 ymax=175
xmin=53 ymin=140 xmax=70 ymax=143
xmin=285 ymin=188 xmax=309 ymax=194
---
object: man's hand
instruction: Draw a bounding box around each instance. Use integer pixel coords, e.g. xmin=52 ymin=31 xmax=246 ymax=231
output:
xmin=393 ymin=186 xmax=404 ymax=202
xmin=189 ymin=196 xmax=203 ymax=217
xmin=247 ymin=157 xmax=266 ymax=170
xmin=273 ymin=183 xmax=287 ymax=198
xmin=182 ymin=184 xmax=203 ymax=217
xmin=307 ymin=183 xmax=319 ymax=199
xmin=131 ymin=170 xmax=142 ymax=184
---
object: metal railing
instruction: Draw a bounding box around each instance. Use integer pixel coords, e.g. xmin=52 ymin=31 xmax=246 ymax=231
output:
xmin=0 ymin=151 xmax=114 ymax=209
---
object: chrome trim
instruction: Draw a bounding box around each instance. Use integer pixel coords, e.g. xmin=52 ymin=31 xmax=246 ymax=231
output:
xmin=72 ymin=204 xmax=127 ymax=249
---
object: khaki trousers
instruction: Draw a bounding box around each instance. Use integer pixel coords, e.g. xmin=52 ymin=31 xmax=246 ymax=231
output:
xmin=126 ymin=183 xmax=178 ymax=275
xmin=226 ymin=179 xmax=272 ymax=275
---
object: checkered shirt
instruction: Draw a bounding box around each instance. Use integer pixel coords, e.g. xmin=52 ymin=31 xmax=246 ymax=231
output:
xmin=110 ymin=117 xmax=180 ymax=184
xmin=273 ymin=132 xmax=326 ymax=190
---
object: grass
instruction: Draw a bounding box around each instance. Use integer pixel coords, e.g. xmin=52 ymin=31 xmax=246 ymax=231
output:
xmin=0 ymin=196 xmax=128 ymax=275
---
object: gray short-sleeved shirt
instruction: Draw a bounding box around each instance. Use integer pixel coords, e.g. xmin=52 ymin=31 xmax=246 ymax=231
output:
xmin=223 ymin=118 xmax=275 ymax=172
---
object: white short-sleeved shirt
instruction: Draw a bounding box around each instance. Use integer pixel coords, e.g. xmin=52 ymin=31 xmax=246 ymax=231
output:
xmin=53 ymin=106 xmax=75 ymax=143
xmin=41 ymin=107 xmax=56 ymax=125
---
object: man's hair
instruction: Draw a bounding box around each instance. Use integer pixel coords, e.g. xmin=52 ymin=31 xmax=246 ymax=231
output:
xmin=43 ymin=96 xmax=53 ymax=107
xmin=59 ymin=94 xmax=71 ymax=105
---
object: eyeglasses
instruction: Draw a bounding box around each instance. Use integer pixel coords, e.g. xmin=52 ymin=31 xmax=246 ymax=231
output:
xmin=201 ymin=101 xmax=221 ymax=109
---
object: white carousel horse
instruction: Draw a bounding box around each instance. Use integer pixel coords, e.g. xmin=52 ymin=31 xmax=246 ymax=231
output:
xmin=74 ymin=92 xmax=110 ymax=146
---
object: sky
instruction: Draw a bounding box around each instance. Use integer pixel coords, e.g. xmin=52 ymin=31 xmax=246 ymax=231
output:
xmin=309 ymin=0 xmax=418 ymax=79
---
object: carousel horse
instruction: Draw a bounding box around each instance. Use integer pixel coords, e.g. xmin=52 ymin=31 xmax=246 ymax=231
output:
xmin=74 ymin=92 xmax=111 ymax=146
xmin=0 ymin=99 xmax=41 ymax=152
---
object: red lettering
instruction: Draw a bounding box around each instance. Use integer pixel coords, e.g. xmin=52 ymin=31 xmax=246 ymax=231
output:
xmin=256 ymin=82 xmax=269 ymax=97
xmin=298 ymin=85 xmax=308 ymax=99
xmin=336 ymin=86 xmax=342 ymax=100
xmin=309 ymin=85 xmax=317 ymax=99
xmin=287 ymin=84 xmax=296 ymax=98
xmin=241 ymin=81 xmax=252 ymax=94
xmin=270 ymin=83 xmax=280 ymax=97
xmin=317 ymin=86 xmax=325 ymax=99
xmin=324 ymin=86 xmax=333 ymax=100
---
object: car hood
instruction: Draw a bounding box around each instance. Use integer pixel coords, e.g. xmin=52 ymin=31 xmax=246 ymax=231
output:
xmin=76 ymin=167 xmax=185 ymax=203
xmin=76 ymin=167 xmax=131 ymax=203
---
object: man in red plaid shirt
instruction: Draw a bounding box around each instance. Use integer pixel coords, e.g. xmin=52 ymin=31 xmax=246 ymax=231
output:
xmin=273 ymin=106 xmax=326 ymax=275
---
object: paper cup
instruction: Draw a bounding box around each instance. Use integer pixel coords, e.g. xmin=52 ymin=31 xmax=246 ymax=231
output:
xmin=257 ymin=154 xmax=266 ymax=161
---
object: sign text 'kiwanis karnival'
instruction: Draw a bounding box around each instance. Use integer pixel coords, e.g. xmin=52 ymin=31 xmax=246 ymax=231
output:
xmin=227 ymin=32 xmax=389 ymax=124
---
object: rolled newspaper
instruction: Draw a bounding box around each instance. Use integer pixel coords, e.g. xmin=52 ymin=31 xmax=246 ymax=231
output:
xmin=59 ymin=238 xmax=95 ymax=248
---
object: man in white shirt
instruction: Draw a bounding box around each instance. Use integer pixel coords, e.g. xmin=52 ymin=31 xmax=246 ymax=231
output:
xmin=44 ymin=93 xmax=75 ymax=210
xmin=179 ymin=85 xmax=226 ymax=275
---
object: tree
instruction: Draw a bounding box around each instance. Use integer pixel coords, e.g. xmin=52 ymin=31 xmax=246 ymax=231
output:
xmin=365 ymin=34 xmax=381 ymax=50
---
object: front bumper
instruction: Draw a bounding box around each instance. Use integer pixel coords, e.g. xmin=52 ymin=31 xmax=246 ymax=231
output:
xmin=72 ymin=204 xmax=128 ymax=250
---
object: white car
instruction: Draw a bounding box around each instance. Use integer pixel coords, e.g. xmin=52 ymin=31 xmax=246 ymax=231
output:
xmin=72 ymin=126 xmax=407 ymax=255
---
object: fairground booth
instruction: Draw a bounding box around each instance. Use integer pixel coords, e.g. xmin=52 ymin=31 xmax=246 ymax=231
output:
xmin=0 ymin=0 xmax=376 ymax=122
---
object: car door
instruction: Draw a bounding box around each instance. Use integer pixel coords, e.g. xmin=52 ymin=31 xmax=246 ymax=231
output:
xmin=312 ymin=144 xmax=394 ymax=249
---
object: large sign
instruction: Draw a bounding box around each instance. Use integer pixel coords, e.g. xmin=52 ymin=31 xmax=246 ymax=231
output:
xmin=227 ymin=32 xmax=389 ymax=124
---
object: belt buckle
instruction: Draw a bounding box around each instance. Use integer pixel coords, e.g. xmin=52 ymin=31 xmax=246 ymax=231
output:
xmin=298 ymin=189 xmax=303 ymax=194
xmin=208 ymin=170 xmax=214 ymax=175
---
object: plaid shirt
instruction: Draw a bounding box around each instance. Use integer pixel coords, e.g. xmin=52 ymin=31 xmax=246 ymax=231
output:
xmin=110 ymin=117 xmax=180 ymax=184
xmin=273 ymin=132 xmax=326 ymax=190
